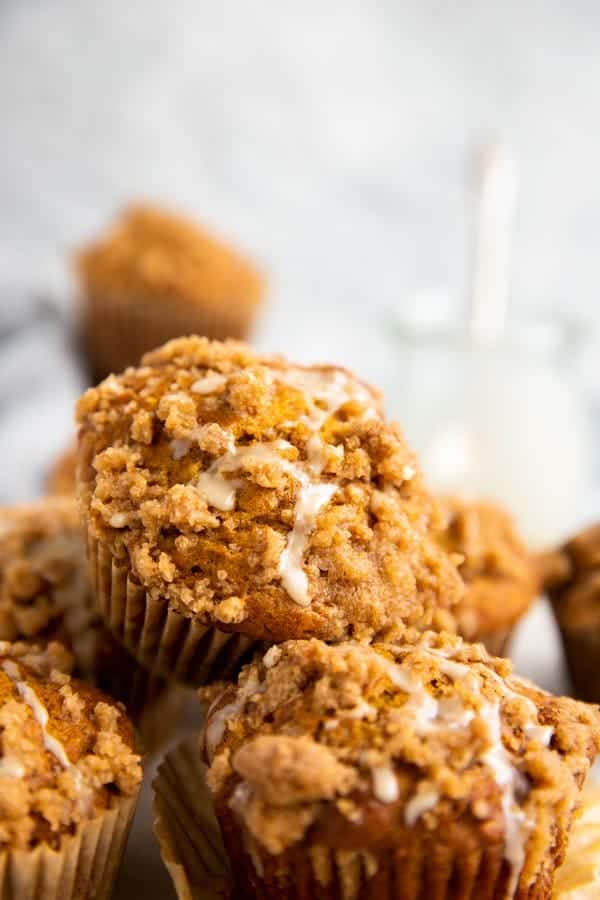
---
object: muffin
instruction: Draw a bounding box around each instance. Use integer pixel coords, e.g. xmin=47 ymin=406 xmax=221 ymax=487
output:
xmin=543 ymin=523 xmax=600 ymax=704
xmin=0 ymin=496 xmax=184 ymax=751
xmin=76 ymin=204 xmax=265 ymax=380
xmin=435 ymin=498 xmax=537 ymax=656
xmin=204 ymin=634 xmax=600 ymax=900
xmin=0 ymin=640 xmax=142 ymax=899
xmin=46 ymin=443 xmax=77 ymax=495
xmin=76 ymin=336 xmax=463 ymax=684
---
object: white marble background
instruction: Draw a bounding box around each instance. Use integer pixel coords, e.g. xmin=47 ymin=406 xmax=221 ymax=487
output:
xmin=0 ymin=3 xmax=598 ymax=896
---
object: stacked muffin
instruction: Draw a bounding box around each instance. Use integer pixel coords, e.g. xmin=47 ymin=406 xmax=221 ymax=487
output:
xmin=72 ymin=335 xmax=600 ymax=900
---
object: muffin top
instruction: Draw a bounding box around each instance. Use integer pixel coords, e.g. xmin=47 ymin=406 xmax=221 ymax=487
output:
xmin=436 ymin=498 xmax=536 ymax=638
xmin=543 ymin=523 xmax=600 ymax=629
xmin=76 ymin=337 xmax=463 ymax=642
xmin=0 ymin=641 xmax=141 ymax=850
xmin=76 ymin=204 xmax=264 ymax=312
xmin=205 ymin=634 xmax=600 ymax=892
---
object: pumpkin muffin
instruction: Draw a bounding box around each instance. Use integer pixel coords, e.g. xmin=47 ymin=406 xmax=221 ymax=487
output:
xmin=76 ymin=204 xmax=265 ymax=380
xmin=76 ymin=336 xmax=463 ymax=684
xmin=543 ymin=523 xmax=600 ymax=704
xmin=203 ymin=634 xmax=600 ymax=900
xmin=0 ymin=497 xmax=184 ymax=751
xmin=435 ymin=498 xmax=538 ymax=656
xmin=0 ymin=640 xmax=142 ymax=899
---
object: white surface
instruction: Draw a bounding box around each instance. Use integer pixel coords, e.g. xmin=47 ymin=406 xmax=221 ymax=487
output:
xmin=2 ymin=2 xmax=600 ymax=329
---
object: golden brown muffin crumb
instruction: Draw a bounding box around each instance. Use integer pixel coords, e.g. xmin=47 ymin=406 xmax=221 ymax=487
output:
xmin=77 ymin=337 xmax=463 ymax=643
xmin=435 ymin=497 xmax=537 ymax=642
xmin=205 ymin=634 xmax=600 ymax=893
xmin=0 ymin=641 xmax=141 ymax=850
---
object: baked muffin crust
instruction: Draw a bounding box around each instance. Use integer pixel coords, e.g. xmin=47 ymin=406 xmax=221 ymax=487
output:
xmin=77 ymin=204 xmax=264 ymax=315
xmin=0 ymin=641 xmax=141 ymax=850
xmin=77 ymin=337 xmax=463 ymax=643
xmin=205 ymin=634 xmax=600 ymax=895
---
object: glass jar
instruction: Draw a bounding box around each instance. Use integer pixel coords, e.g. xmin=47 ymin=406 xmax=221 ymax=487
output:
xmin=381 ymin=301 xmax=593 ymax=549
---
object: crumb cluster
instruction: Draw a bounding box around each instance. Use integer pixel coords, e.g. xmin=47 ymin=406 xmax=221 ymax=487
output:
xmin=205 ymin=634 xmax=600 ymax=889
xmin=435 ymin=498 xmax=537 ymax=639
xmin=0 ymin=642 xmax=141 ymax=850
xmin=77 ymin=337 xmax=463 ymax=643
xmin=77 ymin=205 xmax=264 ymax=314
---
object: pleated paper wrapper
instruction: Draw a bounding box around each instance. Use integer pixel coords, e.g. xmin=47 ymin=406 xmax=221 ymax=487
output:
xmin=0 ymin=793 xmax=138 ymax=900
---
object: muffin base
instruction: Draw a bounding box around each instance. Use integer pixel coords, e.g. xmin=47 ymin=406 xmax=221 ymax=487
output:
xmin=87 ymin=533 xmax=262 ymax=686
xmin=153 ymin=737 xmax=572 ymax=900
xmin=0 ymin=794 xmax=137 ymax=900
xmin=80 ymin=290 xmax=260 ymax=382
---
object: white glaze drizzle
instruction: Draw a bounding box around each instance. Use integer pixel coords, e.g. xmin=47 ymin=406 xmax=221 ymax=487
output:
xmin=191 ymin=373 xmax=227 ymax=395
xmin=372 ymin=766 xmax=399 ymax=804
xmin=1 ymin=661 xmax=91 ymax=809
xmin=336 ymin=640 xmax=550 ymax=890
xmin=404 ymin=786 xmax=440 ymax=826
xmin=191 ymin=367 xmax=378 ymax=606
xmin=204 ymin=670 xmax=263 ymax=760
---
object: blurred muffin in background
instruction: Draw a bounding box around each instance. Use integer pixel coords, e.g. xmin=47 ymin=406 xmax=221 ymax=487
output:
xmin=434 ymin=497 xmax=537 ymax=656
xmin=76 ymin=204 xmax=266 ymax=381
xmin=0 ymin=640 xmax=141 ymax=900
xmin=46 ymin=441 xmax=77 ymax=495
xmin=544 ymin=523 xmax=600 ymax=704
xmin=0 ymin=496 xmax=184 ymax=751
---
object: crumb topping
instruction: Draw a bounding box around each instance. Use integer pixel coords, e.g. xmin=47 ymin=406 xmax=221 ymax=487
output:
xmin=0 ymin=642 xmax=141 ymax=850
xmin=76 ymin=204 xmax=264 ymax=312
xmin=436 ymin=498 xmax=537 ymax=638
xmin=0 ymin=499 xmax=96 ymax=653
xmin=76 ymin=337 xmax=463 ymax=642
xmin=205 ymin=633 xmax=600 ymax=892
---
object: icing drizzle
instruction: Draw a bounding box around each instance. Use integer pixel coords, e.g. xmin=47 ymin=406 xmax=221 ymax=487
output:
xmin=1 ymin=660 xmax=91 ymax=809
xmin=192 ymin=367 xmax=378 ymax=607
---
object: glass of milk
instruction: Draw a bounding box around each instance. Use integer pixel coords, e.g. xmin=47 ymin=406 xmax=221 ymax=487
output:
xmin=381 ymin=303 xmax=592 ymax=550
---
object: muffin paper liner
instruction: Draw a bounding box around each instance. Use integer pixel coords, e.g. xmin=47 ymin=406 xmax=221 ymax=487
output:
xmin=80 ymin=290 xmax=259 ymax=381
xmin=153 ymin=736 xmax=232 ymax=900
xmin=553 ymin=624 xmax=600 ymax=705
xmin=88 ymin=533 xmax=261 ymax=686
xmin=0 ymin=794 xmax=138 ymax=900
xmin=154 ymin=737 xmax=595 ymax=900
